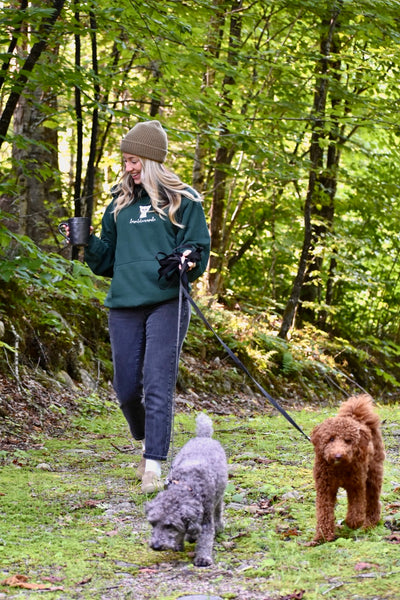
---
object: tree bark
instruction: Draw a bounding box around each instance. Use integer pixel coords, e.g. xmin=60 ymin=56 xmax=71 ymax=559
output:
xmin=12 ymin=85 xmax=62 ymax=246
xmin=81 ymin=9 xmax=99 ymax=224
xmin=73 ymin=6 xmax=83 ymax=221
xmin=278 ymin=1 xmax=343 ymax=339
xmin=0 ymin=0 xmax=65 ymax=149
xmin=192 ymin=0 xmax=225 ymax=193
xmin=0 ymin=0 xmax=28 ymax=92
xmin=208 ymin=0 xmax=242 ymax=296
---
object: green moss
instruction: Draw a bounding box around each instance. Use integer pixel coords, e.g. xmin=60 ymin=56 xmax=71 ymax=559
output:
xmin=0 ymin=406 xmax=399 ymax=599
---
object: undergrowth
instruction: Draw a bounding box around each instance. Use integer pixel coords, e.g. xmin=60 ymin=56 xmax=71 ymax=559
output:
xmin=1 ymin=220 xmax=400 ymax=407
xmin=0 ymin=403 xmax=399 ymax=599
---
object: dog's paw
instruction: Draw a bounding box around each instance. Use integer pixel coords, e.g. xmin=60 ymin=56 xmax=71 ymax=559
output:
xmin=311 ymin=531 xmax=336 ymax=544
xmin=194 ymin=555 xmax=213 ymax=567
xmin=364 ymin=509 xmax=381 ymax=529
xmin=345 ymin=516 xmax=364 ymax=530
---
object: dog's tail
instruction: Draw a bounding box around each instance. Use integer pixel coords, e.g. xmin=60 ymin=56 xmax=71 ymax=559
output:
xmin=338 ymin=393 xmax=380 ymax=432
xmin=195 ymin=413 xmax=213 ymax=438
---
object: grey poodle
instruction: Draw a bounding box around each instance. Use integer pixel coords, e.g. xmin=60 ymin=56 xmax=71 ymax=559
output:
xmin=145 ymin=413 xmax=228 ymax=567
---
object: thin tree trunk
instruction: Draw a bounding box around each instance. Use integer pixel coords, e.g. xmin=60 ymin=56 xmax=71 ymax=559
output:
xmin=13 ymin=85 xmax=62 ymax=246
xmin=81 ymin=9 xmax=99 ymax=223
xmin=208 ymin=0 xmax=243 ymax=296
xmin=0 ymin=0 xmax=28 ymax=92
xmin=149 ymin=60 xmax=162 ymax=117
xmin=0 ymin=0 xmax=65 ymax=148
xmin=74 ymin=7 xmax=83 ymax=219
xmin=279 ymin=1 xmax=343 ymax=339
xmin=192 ymin=0 xmax=225 ymax=192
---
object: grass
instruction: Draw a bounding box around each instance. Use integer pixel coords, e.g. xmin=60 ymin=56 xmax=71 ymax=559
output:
xmin=0 ymin=402 xmax=399 ymax=599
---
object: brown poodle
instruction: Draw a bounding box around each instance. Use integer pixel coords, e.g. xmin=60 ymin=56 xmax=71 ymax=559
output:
xmin=310 ymin=394 xmax=385 ymax=544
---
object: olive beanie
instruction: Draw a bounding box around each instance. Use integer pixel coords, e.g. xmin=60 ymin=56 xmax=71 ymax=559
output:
xmin=120 ymin=120 xmax=168 ymax=163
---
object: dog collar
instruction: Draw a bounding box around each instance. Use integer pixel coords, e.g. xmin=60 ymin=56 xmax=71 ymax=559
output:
xmin=167 ymin=478 xmax=200 ymax=499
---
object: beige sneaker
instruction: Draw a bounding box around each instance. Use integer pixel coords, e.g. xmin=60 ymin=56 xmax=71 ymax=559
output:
xmin=141 ymin=471 xmax=164 ymax=494
xmin=135 ymin=457 xmax=146 ymax=481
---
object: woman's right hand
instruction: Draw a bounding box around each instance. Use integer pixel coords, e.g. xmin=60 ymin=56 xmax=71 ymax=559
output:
xmin=63 ymin=225 xmax=93 ymax=243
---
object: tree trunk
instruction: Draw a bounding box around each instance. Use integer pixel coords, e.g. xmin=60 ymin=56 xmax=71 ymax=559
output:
xmin=0 ymin=0 xmax=28 ymax=93
xmin=279 ymin=1 xmax=343 ymax=339
xmin=192 ymin=0 xmax=225 ymax=192
xmin=0 ymin=0 xmax=65 ymax=149
xmin=81 ymin=10 xmax=99 ymax=224
xmin=208 ymin=0 xmax=242 ymax=296
xmin=73 ymin=6 xmax=83 ymax=221
xmin=12 ymin=70 xmax=63 ymax=246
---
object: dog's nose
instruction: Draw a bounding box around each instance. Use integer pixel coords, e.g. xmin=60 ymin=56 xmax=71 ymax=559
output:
xmin=150 ymin=541 xmax=163 ymax=551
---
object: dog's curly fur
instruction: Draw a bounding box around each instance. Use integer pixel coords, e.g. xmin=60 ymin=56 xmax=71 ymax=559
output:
xmin=310 ymin=394 xmax=385 ymax=543
xmin=145 ymin=413 xmax=228 ymax=567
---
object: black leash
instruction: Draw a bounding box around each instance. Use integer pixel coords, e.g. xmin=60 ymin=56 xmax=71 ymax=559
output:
xmin=157 ymin=250 xmax=311 ymax=443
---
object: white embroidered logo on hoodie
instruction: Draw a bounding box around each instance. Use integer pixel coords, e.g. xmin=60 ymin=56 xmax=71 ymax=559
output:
xmin=139 ymin=205 xmax=152 ymax=219
xmin=130 ymin=204 xmax=156 ymax=224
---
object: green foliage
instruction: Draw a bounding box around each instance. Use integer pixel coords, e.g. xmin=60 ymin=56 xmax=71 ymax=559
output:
xmin=0 ymin=220 xmax=105 ymax=303
xmin=0 ymin=218 xmax=110 ymax=377
xmin=182 ymin=297 xmax=400 ymax=402
xmin=1 ymin=1 xmax=400 ymax=383
xmin=74 ymin=392 xmax=117 ymax=421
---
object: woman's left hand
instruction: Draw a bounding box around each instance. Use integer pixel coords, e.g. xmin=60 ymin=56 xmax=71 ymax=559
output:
xmin=180 ymin=249 xmax=196 ymax=271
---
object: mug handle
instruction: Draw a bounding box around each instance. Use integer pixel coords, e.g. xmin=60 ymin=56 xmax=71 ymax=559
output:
xmin=58 ymin=222 xmax=69 ymax=242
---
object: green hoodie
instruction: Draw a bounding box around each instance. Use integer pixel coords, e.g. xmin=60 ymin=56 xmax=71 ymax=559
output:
xmin=84 ymin=187 xmax=210 ymax=308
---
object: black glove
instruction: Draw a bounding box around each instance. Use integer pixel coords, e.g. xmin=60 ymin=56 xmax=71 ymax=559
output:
xmin=156 ymin=247 xmax=202 ymax=289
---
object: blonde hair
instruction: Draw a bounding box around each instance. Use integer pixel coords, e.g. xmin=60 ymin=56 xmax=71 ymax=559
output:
xmin=112 ymin=158 xmax=200 ymax=227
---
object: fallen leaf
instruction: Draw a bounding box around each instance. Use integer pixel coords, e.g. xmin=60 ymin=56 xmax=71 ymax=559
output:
xmin=221 ymin=540 xmax=236 ymax=550
xmin=254 ymin=457 xmax=275 ymax=465
xmin=72 ymin=499 xmax=101 ymax=511
xmin=138 ymin=567 xmax=158 ymax=574
xmin=277 ymin=526 xmax=301 ymax=539
xmin=0 ymin=574 xmax=63 ymax=591
xmin=1 ymin=575 xmax=29 ymax=586
xmin=386 ymin=502 xmax=400 ymax=513
xmin=354 ymin=562 xmax=378 ymax=571
xmin=280 ymin=590 xmax=305 ymax=600
xmin=84 ymin=499 xmax=101 ymax=508
xmin=42 ymin=575 xmax=65 ymax=583
xmin=227 ymin=530 xmax=250 ymax=542
xmin=246 ymin=497 xmax=276 ymax=516
xmin=245 ymin=503 xmax=259 ymax=514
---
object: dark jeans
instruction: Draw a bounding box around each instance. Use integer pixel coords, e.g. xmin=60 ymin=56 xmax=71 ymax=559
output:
xmin=108 ymin=296 xmax=190 ymax=461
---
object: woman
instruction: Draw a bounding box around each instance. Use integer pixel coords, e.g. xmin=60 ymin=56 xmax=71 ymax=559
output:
xmin=84 ymin=120 xmax=210 ymax=493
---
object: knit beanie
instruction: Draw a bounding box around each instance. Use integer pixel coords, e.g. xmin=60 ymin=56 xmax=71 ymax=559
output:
xmin=120 ymin=120 xmax=168 ymax=163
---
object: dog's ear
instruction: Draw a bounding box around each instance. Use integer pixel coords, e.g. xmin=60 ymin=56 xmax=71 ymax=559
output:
xmin=145 ymin=500 xmax=155 ymax=518
xmin=182 ymin=504 xmax=202 ymax=538
xmin=310 ymin=423 xmax=322 ymax=448
xmin=186 ymin=519 xmax=202 ymax=540
xmin=357 ymin=425 xmax=372 ymax=459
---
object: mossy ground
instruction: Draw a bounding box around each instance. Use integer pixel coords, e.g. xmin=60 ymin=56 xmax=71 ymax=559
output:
xmin=0 ymin=401 xmax=399 ymax=599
